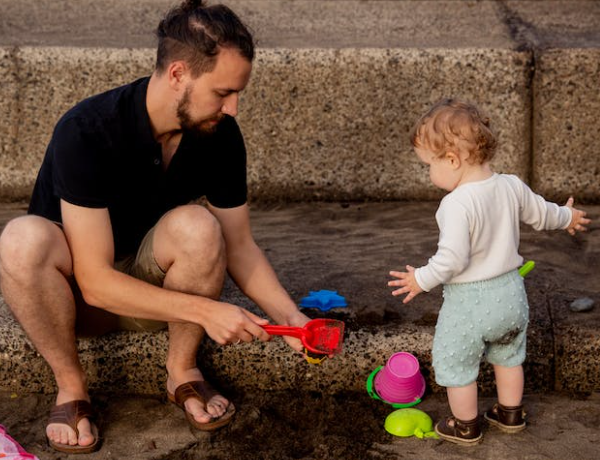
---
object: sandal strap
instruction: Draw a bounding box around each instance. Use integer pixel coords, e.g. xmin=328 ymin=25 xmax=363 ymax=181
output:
xmin=173 ymin=381 xmax=217 ymax=409
xmin=48 ymin=400 xmax=94 ymax=438
xmin=443 ymin=415 xmax=481 ymax=438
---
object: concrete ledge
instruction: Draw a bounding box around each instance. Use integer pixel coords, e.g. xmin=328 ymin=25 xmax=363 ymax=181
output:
xmin=550 ymin=295 xmax=600 ymax=393
xmin=555 ymin=323 xmax=600 ymax=394
xmin=1 ymin=44 xmax=599 ymax=203
xmin=0 ymin=48 xmax=19 ymax=200
xmin=532 ymin=48 xmax=600 ymax=203
xmin=0 ymin=47 xmax=154 ymax=199
xmin=0 ymin=306 xmax=559 ymax=396
xmin=0 ymin=46 xmax=532 ymax=202
xmin=0 ymin=0 xmax=519 ymax=49
xmin=241 ymin=48 xmax=531 ymax=201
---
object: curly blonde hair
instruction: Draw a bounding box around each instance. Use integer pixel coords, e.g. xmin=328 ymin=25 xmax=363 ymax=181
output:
xmin=410 ymin=99 xmax=497 ymax=164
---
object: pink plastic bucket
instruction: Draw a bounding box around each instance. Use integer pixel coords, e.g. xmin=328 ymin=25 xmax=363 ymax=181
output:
xmin=373 ymin=352 xmax=425 ymax=404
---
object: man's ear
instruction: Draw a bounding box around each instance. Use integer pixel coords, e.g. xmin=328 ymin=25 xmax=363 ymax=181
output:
xmin=446 ymin=151 xmax=462 ymax=169
xmin=167 ymin=60 xmax=188 ymax=90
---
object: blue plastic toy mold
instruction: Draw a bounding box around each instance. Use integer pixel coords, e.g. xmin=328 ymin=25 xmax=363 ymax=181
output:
xmin=299 ymin=290 xmax=348 ymax=312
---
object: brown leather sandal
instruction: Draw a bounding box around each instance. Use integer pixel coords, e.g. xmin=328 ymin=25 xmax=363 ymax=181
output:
xmin=47 ymin=400 xmax=100 ymax=454
xmin=484 ymin=403 xmax=526 ymax=433
xmin=167 ymin=380 xmax=236 ymax=431
xmin=435 ymin=415 xmax=483 ymax=446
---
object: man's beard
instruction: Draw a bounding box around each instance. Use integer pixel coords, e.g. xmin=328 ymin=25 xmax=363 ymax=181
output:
xmin=176 ymin=86 xmax=224 ymax=136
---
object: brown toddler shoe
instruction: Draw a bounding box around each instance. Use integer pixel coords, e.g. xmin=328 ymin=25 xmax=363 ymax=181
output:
xmin=435 ymin=415 xmax=483 ymax=446
xmin=484 ymin=403 xmax=526 ymax=433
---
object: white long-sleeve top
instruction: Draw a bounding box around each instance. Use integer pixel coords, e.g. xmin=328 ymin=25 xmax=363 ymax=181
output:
xmin=415 ymin=173 xmax=572 ymax=292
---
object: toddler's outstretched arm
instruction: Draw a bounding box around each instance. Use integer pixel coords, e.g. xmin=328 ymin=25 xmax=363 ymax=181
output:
xmin=565 ymin=197 xmax=591 ymax=235
xmin=389 ymin=265 xmax=424 ymax=304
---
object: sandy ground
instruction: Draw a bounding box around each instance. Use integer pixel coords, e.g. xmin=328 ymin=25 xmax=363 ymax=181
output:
xmin=3 ymin=200 xmax=597 ymax=331
xmin=1 ymin=390 xmax=599 ymax=460
xmin=0 ymin=200 xmax=598 ymax=459
xmin=246 ymin=201 xmax=599 ymax=325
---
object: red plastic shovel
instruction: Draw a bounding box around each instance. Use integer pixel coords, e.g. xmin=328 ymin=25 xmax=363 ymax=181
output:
xmin=262 ymin=319 xmax=345 ymax=355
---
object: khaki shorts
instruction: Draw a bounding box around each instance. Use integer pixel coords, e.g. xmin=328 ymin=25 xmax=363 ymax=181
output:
xmin=67 ymin=223 xmax=168 ymax=334
xmin=113 ymin=224 xmax=168 ymax=332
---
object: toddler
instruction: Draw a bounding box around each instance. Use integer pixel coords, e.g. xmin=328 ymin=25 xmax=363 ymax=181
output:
xmin=388 ymin=99 xmax=591 ymax=445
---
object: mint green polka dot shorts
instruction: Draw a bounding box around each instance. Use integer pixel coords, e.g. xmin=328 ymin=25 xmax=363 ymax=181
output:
xmin=432 ymin=269 xmax=529 ymax=387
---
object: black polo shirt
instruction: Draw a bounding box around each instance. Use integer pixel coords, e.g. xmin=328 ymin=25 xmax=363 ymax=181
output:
xmin=28 ymin=77 xmax=247 ymax=258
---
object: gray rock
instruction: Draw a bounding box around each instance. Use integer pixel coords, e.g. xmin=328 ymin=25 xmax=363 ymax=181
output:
xmin=570 ymin=297 xmax=595 ymax=312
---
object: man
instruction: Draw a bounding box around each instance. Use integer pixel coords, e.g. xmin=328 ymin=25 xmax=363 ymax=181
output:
xmin=0 ymin=0 xmax=309 ymax=454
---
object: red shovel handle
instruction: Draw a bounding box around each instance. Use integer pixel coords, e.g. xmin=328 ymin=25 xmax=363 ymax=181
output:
xmin=261 ymin=325 xmax=306 ymax=340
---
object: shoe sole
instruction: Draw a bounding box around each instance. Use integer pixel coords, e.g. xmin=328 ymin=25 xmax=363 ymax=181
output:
xmin=434 ymin=425 xmax=483 ymax=446
xmin=484 ymin=414 xmax=526 ymax=433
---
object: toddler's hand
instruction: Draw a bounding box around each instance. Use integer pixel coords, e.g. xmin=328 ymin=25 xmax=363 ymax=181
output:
xmin=388 ymin=265 xmax=424 ymax=304
xmin=565 ymin=197 xmax=591 ymax=235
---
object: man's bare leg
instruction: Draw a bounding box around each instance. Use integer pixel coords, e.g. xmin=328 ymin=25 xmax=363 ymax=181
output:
xmin=0 ymin=216 xmax=97 ymax=447
xmin=152 ymin=205 xmax=231 ymax=424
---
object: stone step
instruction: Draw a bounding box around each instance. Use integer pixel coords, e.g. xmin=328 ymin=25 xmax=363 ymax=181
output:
xmin=0 ymin=1 xmax=599 ymax=202
xmin=1 ymin=202 xmax=599 ymax=396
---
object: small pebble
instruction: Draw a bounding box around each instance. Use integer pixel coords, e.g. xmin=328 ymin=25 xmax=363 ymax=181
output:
xmin=142 ymin=440 xmax=157 ymax=452
xmin=569 ymin=297 xmax=595 ymax=312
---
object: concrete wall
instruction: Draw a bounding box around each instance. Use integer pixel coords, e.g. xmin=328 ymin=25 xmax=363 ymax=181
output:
xmin=533 ymin=49 xmax=600 ymax=203
xmin=0 ymin=0 xmax=599 ymax=203
xmin=240 ymin=48 xmax=532 ymax=201
xmin=1 ymin=45 xmax=597 ymax=203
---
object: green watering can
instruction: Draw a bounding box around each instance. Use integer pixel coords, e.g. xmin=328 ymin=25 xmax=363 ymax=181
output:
xmin=384 ymin=408 xmax=439 ymax=439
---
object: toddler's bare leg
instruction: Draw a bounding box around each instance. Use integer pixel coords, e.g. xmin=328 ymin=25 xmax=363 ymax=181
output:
xmin=447 ymin=381 xmax=478 ymax=420
xmin=484 ymin=364 xmax=526 ymax=432
xmin=493 ymin=364 xmax=524 ymax=406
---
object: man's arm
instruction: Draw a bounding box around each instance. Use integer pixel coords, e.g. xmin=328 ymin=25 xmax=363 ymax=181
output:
xmin=209 ymin=203 xmax=309 ymax=350
xmin=61 ymin=200 xmax=268 ymax=345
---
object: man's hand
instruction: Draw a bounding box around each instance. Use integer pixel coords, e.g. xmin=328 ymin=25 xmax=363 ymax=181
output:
xmin=281 ymin=311 xmax=311 ymax=353
xmin=209 ymin=202 xmax=310 ymax=352
xmin=388 ymin=265 xmax=424 ymax=304
xmin=565 ymin=197 xmax=591 ymax=235
xmin=202 ymin=302 xmax=271 ymax=345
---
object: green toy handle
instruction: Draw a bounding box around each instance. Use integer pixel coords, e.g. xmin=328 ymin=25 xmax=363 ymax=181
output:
xmin=519 ymin=260 xmax=535 ymax=277
xmin=366 ymin=366 xmax=422 ymax=409
xmin=414 ymin=427 xmax=439 ymax=439
xmin=366 ymin=366 xmax=382 ymax=400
